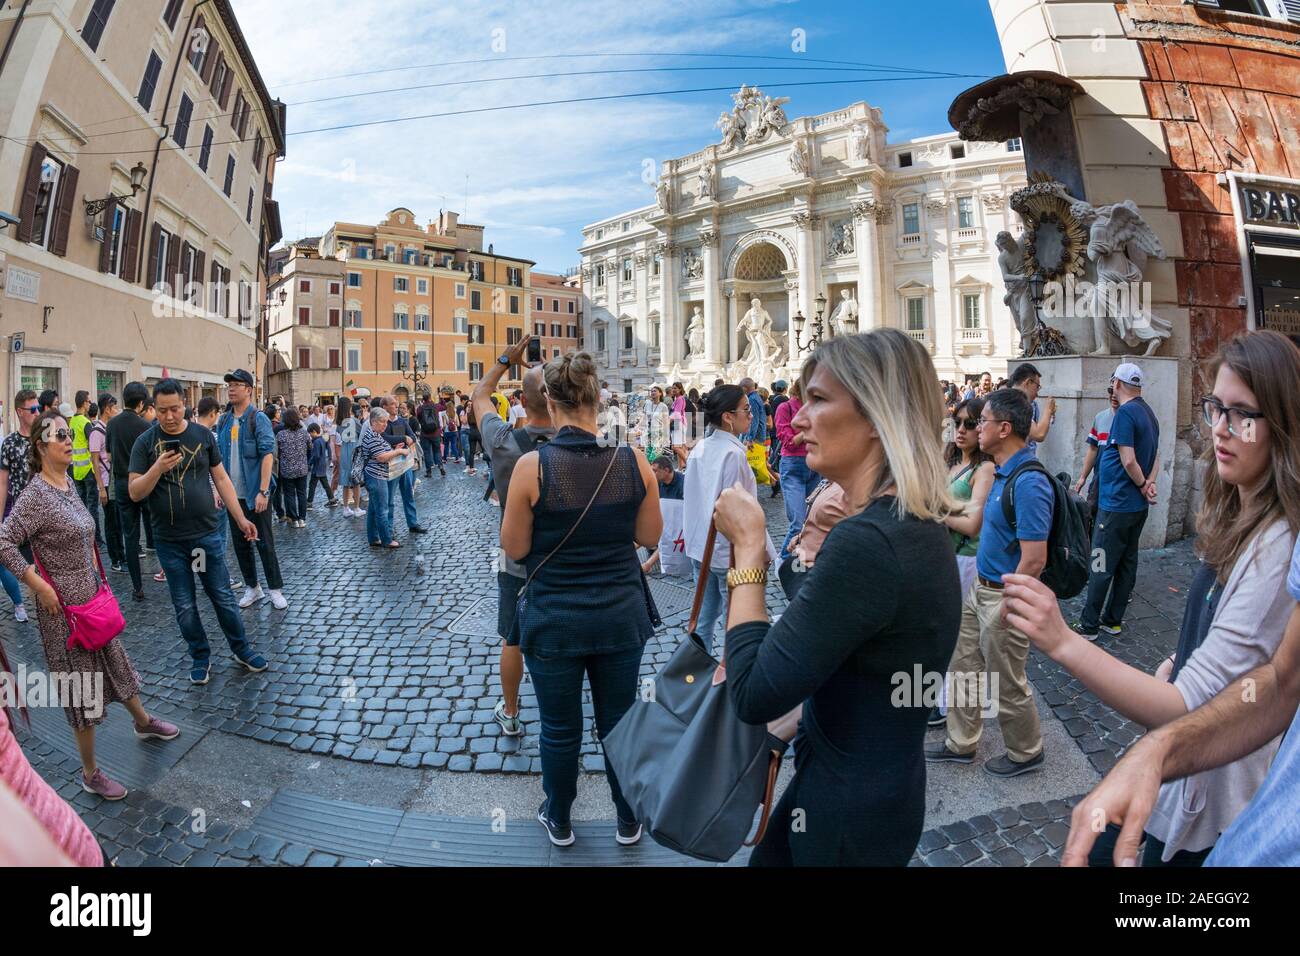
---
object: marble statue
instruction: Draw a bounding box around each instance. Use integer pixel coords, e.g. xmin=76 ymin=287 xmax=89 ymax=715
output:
xmin=751 ymin=93 xmax=791 ymax=142
xmin=739 ymin=296 xmax=782 ymax=371
xmin=681 ymin=248 xmax=704 ymax=281
xmin=827 ymin=221 xmax=854 ymax=258
xmin=829 ymin=290 xmax=859 ymax=337
xmin=697 ymin=161 xmax=715 ymax=201
xmin=1081 ymin=201 xmax=1172 ymax=356
xmin=686 ymin=305 xmax=705 ymax=359
xmin=717 ymin=110 xmax=744 ymax=151
xmin=850 ymin=123 xmax=870 ymax=161
xmin=656 ymin=178 xmax=672 ymax=214
xmin=996 ymin=231 xmax=1037 ymax=355
xmin=788 ymin=139 xmax=811 ymax=177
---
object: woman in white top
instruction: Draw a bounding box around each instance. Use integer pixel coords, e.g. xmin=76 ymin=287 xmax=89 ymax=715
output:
xmin=1004 ymin=330 xmax=1300 ymax=865
xmin=683 ymin=384 xmax=776 ymax=651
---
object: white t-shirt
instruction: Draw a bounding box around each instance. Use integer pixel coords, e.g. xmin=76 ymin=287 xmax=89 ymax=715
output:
xmin=508 ymin=404 xmax=527 ymax=427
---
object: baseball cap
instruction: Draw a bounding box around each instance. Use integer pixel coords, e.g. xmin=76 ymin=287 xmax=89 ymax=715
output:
xmin=224 ymin=369 xmax=255 ymax=387
xmin=1112 ymin=363 xmax=1144 ymax=388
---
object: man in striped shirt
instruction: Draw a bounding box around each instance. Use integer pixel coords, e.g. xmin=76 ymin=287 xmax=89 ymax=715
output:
xmin=1072 ymin=385 xmax=1120 ymax=520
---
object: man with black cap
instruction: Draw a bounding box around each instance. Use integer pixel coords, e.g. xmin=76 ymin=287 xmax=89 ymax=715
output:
xmin=1076 ymin=361 xmax=1159 ymax=640
xmin=216 ymin=369 xmax=289 ymax=611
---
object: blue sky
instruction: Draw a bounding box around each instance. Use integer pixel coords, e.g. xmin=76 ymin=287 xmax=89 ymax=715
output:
xmin=230 ymin=0 xmax=1007 ymax=273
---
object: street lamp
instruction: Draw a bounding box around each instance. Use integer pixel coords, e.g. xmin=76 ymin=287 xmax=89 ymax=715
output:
xmin=793 ymin=293 xmax=829 ymax=355
xmin=84 ymin=162 xmax=148 ymax=218
xmin=399 ymin=352 xmax=430 ymax=400
xmin=278 ymin=288 xmax=288 ymax=305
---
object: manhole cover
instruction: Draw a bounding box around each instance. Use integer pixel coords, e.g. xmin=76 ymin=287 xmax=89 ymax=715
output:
xmin=446 ymin=597 xmax=500 ymax=640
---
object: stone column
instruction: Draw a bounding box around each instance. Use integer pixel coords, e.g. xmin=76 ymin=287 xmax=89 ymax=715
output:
xmin=851 ymin=199 xmax=879 ymax=331
xmin=659 ymin=240 xmax=679 ymax=367
xmin=793 ymin=212 xmax=819 ymax=334
xmin=700 ymin=228 xmax=722 ymax=365
xmin=726 ymin=289 xmax=738 ymax=366
xmin=785 ymin=277 xmax=800 ymax=368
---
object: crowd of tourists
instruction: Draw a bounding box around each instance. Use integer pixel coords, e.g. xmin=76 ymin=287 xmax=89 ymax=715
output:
xmin=2 ymin=325 xmax=1298 ymax=869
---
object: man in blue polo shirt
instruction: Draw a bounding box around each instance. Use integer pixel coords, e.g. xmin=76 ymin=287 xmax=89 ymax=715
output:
xmin=927 ymin=388 xmax=1051 ymax=777
xmin=1077 ymin=362 xmax=1159 ymax=640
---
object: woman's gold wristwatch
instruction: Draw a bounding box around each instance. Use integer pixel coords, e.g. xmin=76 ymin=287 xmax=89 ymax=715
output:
xmin=726 ymin=567 xmax=768 ymax=590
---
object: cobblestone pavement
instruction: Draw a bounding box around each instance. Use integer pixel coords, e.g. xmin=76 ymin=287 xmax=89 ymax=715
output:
xmin=1 ymin=466 xmax=1194 ymax=866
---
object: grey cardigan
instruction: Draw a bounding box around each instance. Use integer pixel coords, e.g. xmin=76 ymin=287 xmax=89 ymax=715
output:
xmin=1146 ymin=519 xmax=1295 ymax=859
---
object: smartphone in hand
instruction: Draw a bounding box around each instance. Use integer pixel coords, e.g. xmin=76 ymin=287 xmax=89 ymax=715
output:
xmin=527 ymin=337 xmax=543 ymax=364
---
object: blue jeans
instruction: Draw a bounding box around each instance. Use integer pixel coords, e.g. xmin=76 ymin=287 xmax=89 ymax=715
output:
xmin=524 ymin=644 xmax=644 ymax=827
xmin=387 ymin=469 xmax=418 ymax=531
xmin=443 ymin=430 xmax=459 ymax=460
xmin=690 ymin=558 xmax=729 ymax=652
xmin=1 ymin=563 xmax=22 ymax=609
xmin=365 ymin=475 xmax=393 ymax=544
xmin=778 ymin=456 xmax=821 ymax=561
xmin=154 ymin=530 xmax=251 ymax=665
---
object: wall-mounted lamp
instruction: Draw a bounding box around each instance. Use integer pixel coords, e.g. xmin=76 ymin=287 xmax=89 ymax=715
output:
xmin=84 ymin=162 xmax=148 ymax=218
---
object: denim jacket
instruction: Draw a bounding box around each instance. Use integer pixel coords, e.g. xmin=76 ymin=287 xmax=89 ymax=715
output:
xmin=216 ymin=405 xmax=277 ymax=499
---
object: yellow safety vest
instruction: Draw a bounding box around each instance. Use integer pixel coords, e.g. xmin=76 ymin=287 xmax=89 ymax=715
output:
xmin=70 ymin=414 xmax=93 ymax=480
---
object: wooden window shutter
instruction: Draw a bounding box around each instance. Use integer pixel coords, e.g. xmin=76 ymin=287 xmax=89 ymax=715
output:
xmin=218 ymin=68 xmax=233 ymax=110
xmin=230 ymin=91 xmax=243 ymax=131
xmin=200 ymin=39 xmax=217 ymax=85
xmin=49 ymin=163 xmax=79 ymax=257
xmin=145 ymin=222 xmax=162 ymax=287
xmin=207 ymin=50 xmax=225 ymax=93
xmin=194 ymin=250 xmax=206 ymax=299
xmin=166 ymin=237 xmax=182 ymax=297
xmin=15 ymin=143 xmax=48 ymax=243
xmin=98 ymin=199 xmax=117 ymax=273
xmin=121 ymin=208 xmax=142 ymax=282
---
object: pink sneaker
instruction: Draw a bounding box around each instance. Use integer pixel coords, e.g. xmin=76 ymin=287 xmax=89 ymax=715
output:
xmin=82 ymin=768 xmax=128 ymax=801
xmin=134 ymin=716 xmax=181 ymax=741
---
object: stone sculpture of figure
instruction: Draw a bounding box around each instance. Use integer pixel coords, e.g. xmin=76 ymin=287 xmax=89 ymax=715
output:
xmin=996 ymin=231 xmax=1037 ymax=355
xmin=752 ymin=94 xmax=791 ymax=141
xmin=656 ymin=179 xmax=672 ymax=214
xmin=829 ymin=290 xmax=859 ymax=337
xmin=788 ymin=139 xmax=811 ymax=177
xmin=827 ymin=221 xmax=854 ymax=258
xmin=686 ymin=305 xmax=705 ymax=359
xmin=717 ymin=111 xmax=745 ymax=151
xmin=850 ymin=123 xmax=870 ymax=161
xmin=739 ymin=296 xmax=781 ymax=372
xmin=697 ymin=161 xmax=714 ymax=201
xmin=681 ymin=248 xmax=704 ymax=281
xmin=1082 ymin=200 xmax=1173 ymax=356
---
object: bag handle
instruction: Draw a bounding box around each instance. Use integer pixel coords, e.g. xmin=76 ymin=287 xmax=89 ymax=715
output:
xmin=32 ymin=538 xmax=107 ymax=607
xmin=687 ymin=520 xmax=718 ymax=636
xmin=744 ymin=750 xmax=783 ymax=847
xmin=520 ymin=445 xmax=620 ymax=592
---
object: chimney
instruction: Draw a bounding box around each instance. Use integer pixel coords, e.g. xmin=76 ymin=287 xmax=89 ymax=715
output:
xmin=440 ymin=210 xmax=459 ymax=235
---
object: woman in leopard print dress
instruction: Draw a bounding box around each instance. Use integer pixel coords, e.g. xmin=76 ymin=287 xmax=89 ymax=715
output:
xmin=0 ymin=411 xmax=179 ymax=801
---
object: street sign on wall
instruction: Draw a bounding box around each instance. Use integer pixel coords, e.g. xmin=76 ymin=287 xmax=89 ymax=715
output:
xmin=4 ymin=265 xmax=40 ymax=303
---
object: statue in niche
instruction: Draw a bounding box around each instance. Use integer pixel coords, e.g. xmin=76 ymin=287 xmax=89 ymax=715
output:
xmin=738 ymin=296 xmax=782 ymax=371
xmin=686 ymin=306 xmax=705 ymax=359
xmin=656 ymin=179 xmax=673 ymax=214
xmin=826 ymin=221 xmax=854 ymax=258
xmin=788 ymin=139 xmax=811 ymax=177
xmin=829 ymin=290 xmax=859 ymax=337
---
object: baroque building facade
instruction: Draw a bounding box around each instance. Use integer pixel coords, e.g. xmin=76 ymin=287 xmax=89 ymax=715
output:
xmin=578 ymin=90 xmax=1028 ymax=392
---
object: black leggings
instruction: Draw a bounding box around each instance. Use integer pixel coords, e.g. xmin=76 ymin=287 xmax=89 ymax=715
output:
xmin=464 ymin=429 xmax=480 ymax=469
xmin=307 ymin=475 xmax=333 ymax=504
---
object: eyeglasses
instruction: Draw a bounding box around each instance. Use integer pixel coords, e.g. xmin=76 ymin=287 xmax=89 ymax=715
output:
xmin=49 ymin=428 xmax=72 ymax=442
xmin=955 ymin=417 xmax=978 ymax=431
xmin=1200 ymin=396 xmax=1264 ymax=437
xmin=25 ymin=405 xmax=39 ymax=414
xmin=977 ymin=416 xmax=1006 ymax=430
xmin=1106 ymin=386 xmax=1114 ymax=396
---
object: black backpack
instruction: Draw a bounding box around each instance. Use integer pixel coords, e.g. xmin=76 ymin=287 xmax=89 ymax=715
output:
xmin=1001 ymin=458 xmax=1092 ymax=599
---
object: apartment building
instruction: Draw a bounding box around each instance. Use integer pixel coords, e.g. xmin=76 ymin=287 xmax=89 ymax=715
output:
xmin=529 ymin=271 xmax=582 ymax=363
xmin=265 ymin=239 xmax=345 ymax=406
xmin=0 ymin=0 xmax=284 ymax=416
xmin=317 ymin=207 xmax=534 ymax=399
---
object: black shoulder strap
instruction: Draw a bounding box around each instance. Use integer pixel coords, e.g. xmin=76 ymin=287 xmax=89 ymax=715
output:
xmin=1001 ymin=458 xmax=1050 ymax=531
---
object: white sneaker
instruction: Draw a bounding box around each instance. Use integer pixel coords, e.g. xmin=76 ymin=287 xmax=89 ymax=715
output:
xmin=268 ymin=589 xmax=288 ymax=610
xmin=14 ymin=605 xmax=27 ymax=623
xmin=343 ymin=507 xmax=355 ymax=517
xmin=239 ymin=585 xmax=264 ymax=609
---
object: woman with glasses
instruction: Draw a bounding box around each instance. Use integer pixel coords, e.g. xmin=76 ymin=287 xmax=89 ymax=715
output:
xmin=0 ymin=411 xmax=179 ymax=801
xmin=683 ymin=385 xmax=776 ymax=652
xmin=1003 ymin=330 xmax=1300 ymax=865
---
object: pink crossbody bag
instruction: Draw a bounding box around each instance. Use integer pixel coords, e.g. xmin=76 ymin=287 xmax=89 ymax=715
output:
xmin=33 ymin=543 xmax=125 ymax=652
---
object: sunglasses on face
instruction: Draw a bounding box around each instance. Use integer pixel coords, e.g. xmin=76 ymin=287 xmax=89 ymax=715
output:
xmin=955 ymin=417 xmax=978 ymax=431
xmin=25 ymin=405 xmax=39 ymax=414
xmin=49 ymin=428 xmax=72 ymax=442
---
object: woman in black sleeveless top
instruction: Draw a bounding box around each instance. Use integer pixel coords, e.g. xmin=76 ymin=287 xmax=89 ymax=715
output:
xmin=501 ymin=352 xmax=662 ymax=848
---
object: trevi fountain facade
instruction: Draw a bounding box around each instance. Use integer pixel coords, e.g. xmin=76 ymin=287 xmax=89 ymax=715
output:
xmin=578 ymin=87 xmax=1029 ymax=391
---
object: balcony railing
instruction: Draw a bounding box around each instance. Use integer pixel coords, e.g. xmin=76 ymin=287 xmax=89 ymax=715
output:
xmin=960 ymin=327 xmax=987 ymax=344
xmin=955 ymin=227 xmax=981 ymax=241
xmin=900 ymin=234 xmax=923 ymax=246
xmin=905 ymin=328 xmax=927 ymax=343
